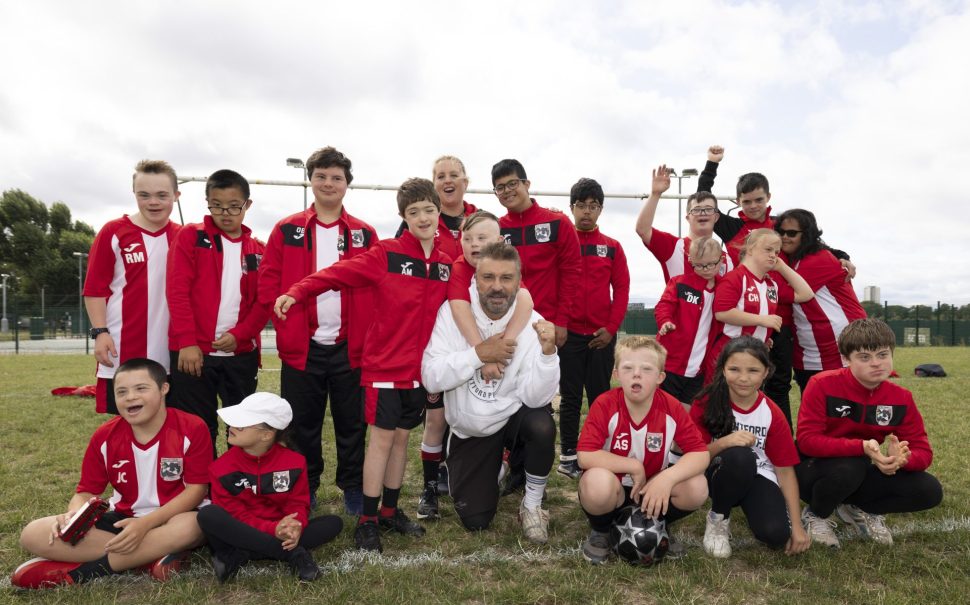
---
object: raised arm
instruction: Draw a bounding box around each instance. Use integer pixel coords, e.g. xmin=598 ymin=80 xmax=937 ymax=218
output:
xmin=635 ymin=165 xmax=671 ymax=246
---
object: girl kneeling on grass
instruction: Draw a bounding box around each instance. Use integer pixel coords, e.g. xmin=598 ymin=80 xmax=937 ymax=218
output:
xmin=197 ymin=393 xmax=342 ymax=583
xmin=690 ymin=336 xmax=810 ymax=558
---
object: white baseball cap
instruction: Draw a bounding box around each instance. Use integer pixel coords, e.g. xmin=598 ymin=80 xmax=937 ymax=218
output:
xmin=218 ymin=392 xmax=293 ymax=430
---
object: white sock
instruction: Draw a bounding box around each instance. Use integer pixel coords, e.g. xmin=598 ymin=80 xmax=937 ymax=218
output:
xmin=522 ymin=472 xmax=548 ymax=510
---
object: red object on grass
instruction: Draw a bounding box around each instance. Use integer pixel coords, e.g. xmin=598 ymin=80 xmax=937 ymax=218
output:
xmin=51 ymin=385 xmax=97 ymax=397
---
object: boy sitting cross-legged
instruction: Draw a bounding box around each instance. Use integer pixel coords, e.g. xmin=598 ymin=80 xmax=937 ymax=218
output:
xmin=12 ymin=358 xmax=212 ymax=589
xmin=576 ymin=336 xmax=709 ymax=564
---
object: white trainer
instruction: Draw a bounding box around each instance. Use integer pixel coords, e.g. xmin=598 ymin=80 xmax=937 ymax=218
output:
xmin=703 ymin=511 xmax=732 ymax=558
xmin=836 ymin=504 xmax=893 ymax=545
xmin=802 ymin=506 xmax=840 ymax=548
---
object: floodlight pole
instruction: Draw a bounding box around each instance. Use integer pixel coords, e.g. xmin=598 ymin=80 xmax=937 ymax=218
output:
xmin=1 ymin=273 xmax=9 ymax=333
xmin=286 ymin=158 xmax=308 ymax=211
xmin=669 ymin=168 xmax=698 ymax=238
xmin=73 ymin=252 xmax=88 ymax=350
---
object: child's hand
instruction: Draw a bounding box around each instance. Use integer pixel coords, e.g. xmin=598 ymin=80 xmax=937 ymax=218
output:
xmin=658 ymin=322 xmax=676 ymax=337
xmin=178 ymin=345 xmax=204 ymax=377
xmin=274 ymin=295 xmax=296 ymax=320
xmin=93 ymin=332 xmax=118 ymax=368
xmin=481 ymin=361 xmax=505 ymax=381
xmin=723 ymin=430 xmax=757 ymax=449
xmin=651 ymin=165 xmax=671 ymax=196
xmin=707 ymin=145 xmax=725 ymax=163
xmin=49 ymin=510 xmax=77 ymax=545
xmin=786 ymin=523 xmax=811 ymax=555
xmin=628 ymin=465 xmax=647 ymax=502
xmin=840 ymin=259 xmax=857 ymax=281
xmin=863 ymin=438 xmax=898 ymax=475
xmin=638 ymin=474 xmax=675 ymax=519
xmin=104 ymin=516 xmax=150 ymax=554
xmin=588 ymin=328 xmax=613 ymax=349
xmin=276 ymin=513 xmax=303 ymax=550
xmin=884 ymin=434 xmax=911 ymax=472
xmin=475 ymin=334 xmax=517 ymax=364
xmin=760 ymin=315 xmax=783 ymax=331
xmin=212 ymin=332 xmax=238 ymax=353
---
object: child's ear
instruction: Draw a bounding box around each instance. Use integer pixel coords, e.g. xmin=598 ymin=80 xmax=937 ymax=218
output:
xmin=160 ymin=381 xmax=170 ymax=398
xmin=612 ymin=368 xmax=618 ymax=381
xmin=657 ymin=370 xmax=666 ymax=385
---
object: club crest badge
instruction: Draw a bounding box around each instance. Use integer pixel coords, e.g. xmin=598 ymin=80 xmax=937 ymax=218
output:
xmin=875 ymin=405 xmax=893 ymax=426
xmin=160 ymin=458 xmax=183 ymax=481
xmin=534 ymin=223 xmax=551 ymax=243
xmin=766 ymin=287 xmax=779 ymax=304
xmin=438 ymin=264 xmax=450 ymax=282
xmin=272 ymin=471 xmax=291 ymax=492
xmin=503 ymin=233 xmax=512 ymax=245
xmin=596 ymin=245 xmax=607 ymax=257
xmin=351 ymin=229 xmax=365 ymax=248
xmin=646 ymin=433 xmax=663 ymax=453
xmin=337 ymin=233 xmax=346 ymax=252
xmin=468 ymin=369 xmax=501 ymax=402
xmin=426 ymin=391 xmax=441 ymax=404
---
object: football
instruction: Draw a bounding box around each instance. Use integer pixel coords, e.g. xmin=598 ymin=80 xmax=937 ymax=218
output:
xmin=610 ymin=505 xmax=669 ymax=566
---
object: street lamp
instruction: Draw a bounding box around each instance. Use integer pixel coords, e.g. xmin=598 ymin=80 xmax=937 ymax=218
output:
xmin=286 ymin=158 xmax=308 ymax=211
xmin=669 ymin=168 xmax=698 ymax=238
xmin=1 ymin=273 xmax=10 ymax=333
xmin=72 ymin=252 xmax=88 ymax=343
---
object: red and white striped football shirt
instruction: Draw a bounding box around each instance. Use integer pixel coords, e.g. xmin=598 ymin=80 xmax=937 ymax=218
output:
xmin=84 ymin=216 xmax=179 ymax=377
xmin=76 ymin=408 xmax=211 ymax=517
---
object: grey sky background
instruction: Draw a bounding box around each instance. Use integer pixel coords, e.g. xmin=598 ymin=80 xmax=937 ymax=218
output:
xmin=2 ymin=0 xmax=968 ymax=306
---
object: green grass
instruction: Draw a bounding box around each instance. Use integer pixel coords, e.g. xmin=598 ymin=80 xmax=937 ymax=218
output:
xmin=1 ymin=348 xmax=969 ymax=604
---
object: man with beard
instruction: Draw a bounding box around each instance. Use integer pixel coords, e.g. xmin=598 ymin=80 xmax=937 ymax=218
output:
xmin=422 ymin=243 xmax=560 ymax=543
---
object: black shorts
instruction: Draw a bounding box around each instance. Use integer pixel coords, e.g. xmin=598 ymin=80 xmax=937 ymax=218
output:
xmin=424 ymin=391 xmax=444 ymax=411
xmin=363 ymin=386 xmax=427 ymax=430
xmin=94 ymin=511 xmax=131 ymax=535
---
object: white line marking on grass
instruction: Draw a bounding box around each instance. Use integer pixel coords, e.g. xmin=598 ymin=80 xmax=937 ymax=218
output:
xmin=2 ymin=517 xmax=968 ymax=589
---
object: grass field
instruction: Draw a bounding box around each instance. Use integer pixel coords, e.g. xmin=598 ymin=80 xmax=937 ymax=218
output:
xmin=1 ymin=348 xmax=969 ymax=604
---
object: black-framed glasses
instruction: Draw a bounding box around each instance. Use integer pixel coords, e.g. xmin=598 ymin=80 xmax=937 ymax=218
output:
xmin=778 ymin=229 xmax=802 ymax=237
xmin=688 ymin=206 xmax=718 ymax=216
xmin=208 ymin=206 xmax=244 ymax=216
xmin=573 ymin=202 xmax=603 ymax=212
xmin=493 ymin=179 xmax=524 ymax=194
xmin=691 ymin=261 xmax=720 ymax=271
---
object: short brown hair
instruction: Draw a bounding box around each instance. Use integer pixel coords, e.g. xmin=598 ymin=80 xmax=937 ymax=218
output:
xmin=688 ymin=236 xmax=722 ymax=263
xmin=838 ymin=318 xmax=895 ymax=357
xmin=306 ymin=146 xmax=353 ymax=184
xmin=460 ymin=209 xmax=500 ymax=233
xmin=397 ymin=177 xmax=440 ymax=216
xmin=614 ymin=335 xmax=667 ymax=369
xmin=478 ymin=242 xmax=520 ymax=273
xmin=133 ymin=160 xmax=178 ymax=192
xmin=686 ymin=191 xmax=717 ymax=211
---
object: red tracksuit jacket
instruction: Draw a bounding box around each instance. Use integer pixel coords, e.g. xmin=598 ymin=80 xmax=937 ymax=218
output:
xmin=499 ymin=200 xmax=581 ymax=327
xmin=655 ymin=272 xmax=717 ymax=378
xmin=285 ymin=230 xmax=451 ymax=384
xmin=257 ymin=207 xmax=378 ymax=370
xmin=167 ymin=216 xmax=269 ymax=355
xmin=209 ymin=443 xmax=310 ymax=534
xmin=796 ymin=367 xmax=933 ymax=472
xmin=568 ymin=227 xmax=630 ymax=336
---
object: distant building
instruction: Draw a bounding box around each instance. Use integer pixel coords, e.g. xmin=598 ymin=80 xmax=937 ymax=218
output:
xmin=628 ymin=302 xmax=645 ymax=310
xmin=864 ymin=286 xmax=881 ymax=304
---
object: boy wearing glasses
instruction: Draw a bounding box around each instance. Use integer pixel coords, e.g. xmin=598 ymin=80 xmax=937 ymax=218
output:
xmin=83 ymin=160 xmax=182 ymax=414
xmin=556 ymin=178 xmax=630 ymax=479
xmin=167 ymin=169 xmax=270 ymax=452
xmin=635 ymin=165 xmax=733 ymax=285
xmin=492 ymin=159 xmax=582 ymax=493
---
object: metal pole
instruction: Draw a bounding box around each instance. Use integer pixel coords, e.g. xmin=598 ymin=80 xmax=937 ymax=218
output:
xmin=1 ymin=273 xmax=8 ymax=333
xmin=677 ymin=177 xmax=683 ymax=238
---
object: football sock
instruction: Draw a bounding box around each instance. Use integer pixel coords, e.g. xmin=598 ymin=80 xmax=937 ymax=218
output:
xmin=583 ymin=509 xmax=617 ymax=534
xmin=380 ymin=486 xmax=401 ymax=516
xmin=421 ymin=442 xmax=443 ymax=484
xmin=522 ymin=472 xmax=548 ymax=510
xmin=360 ymin=495 xmax=380 ymax=524
xmin=68 ymin=554 xmax=114 ymax=583
xmin=663 ymin=502 xmax=691 ymax=525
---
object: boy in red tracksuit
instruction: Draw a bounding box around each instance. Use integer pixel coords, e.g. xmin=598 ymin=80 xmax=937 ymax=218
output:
xmin=557 ymin=178 xmax=630 ymax=479
xmin=257 ymin=147 xmax=379 ymax=516
xmin=492 ymin=158 xmax=582 ymax=492
xmin=795 ymin=318 xmax=942 ymax=549
xmin=198 ymin=393 xmax=342 ymax=583
xmin=167 ymin=169 xmax=270 ymax=453
xmin=275 ymin=177 xmax=452 ymax=554
xmin=655 ymin=236 xmax=721 ymax=405
xmin=83 ymin=160 xmax=182 ymax=414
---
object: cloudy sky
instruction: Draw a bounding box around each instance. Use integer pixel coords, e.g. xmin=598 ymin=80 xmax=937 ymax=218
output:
xmin=2 ymin=0 xmax=968 ymax=307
